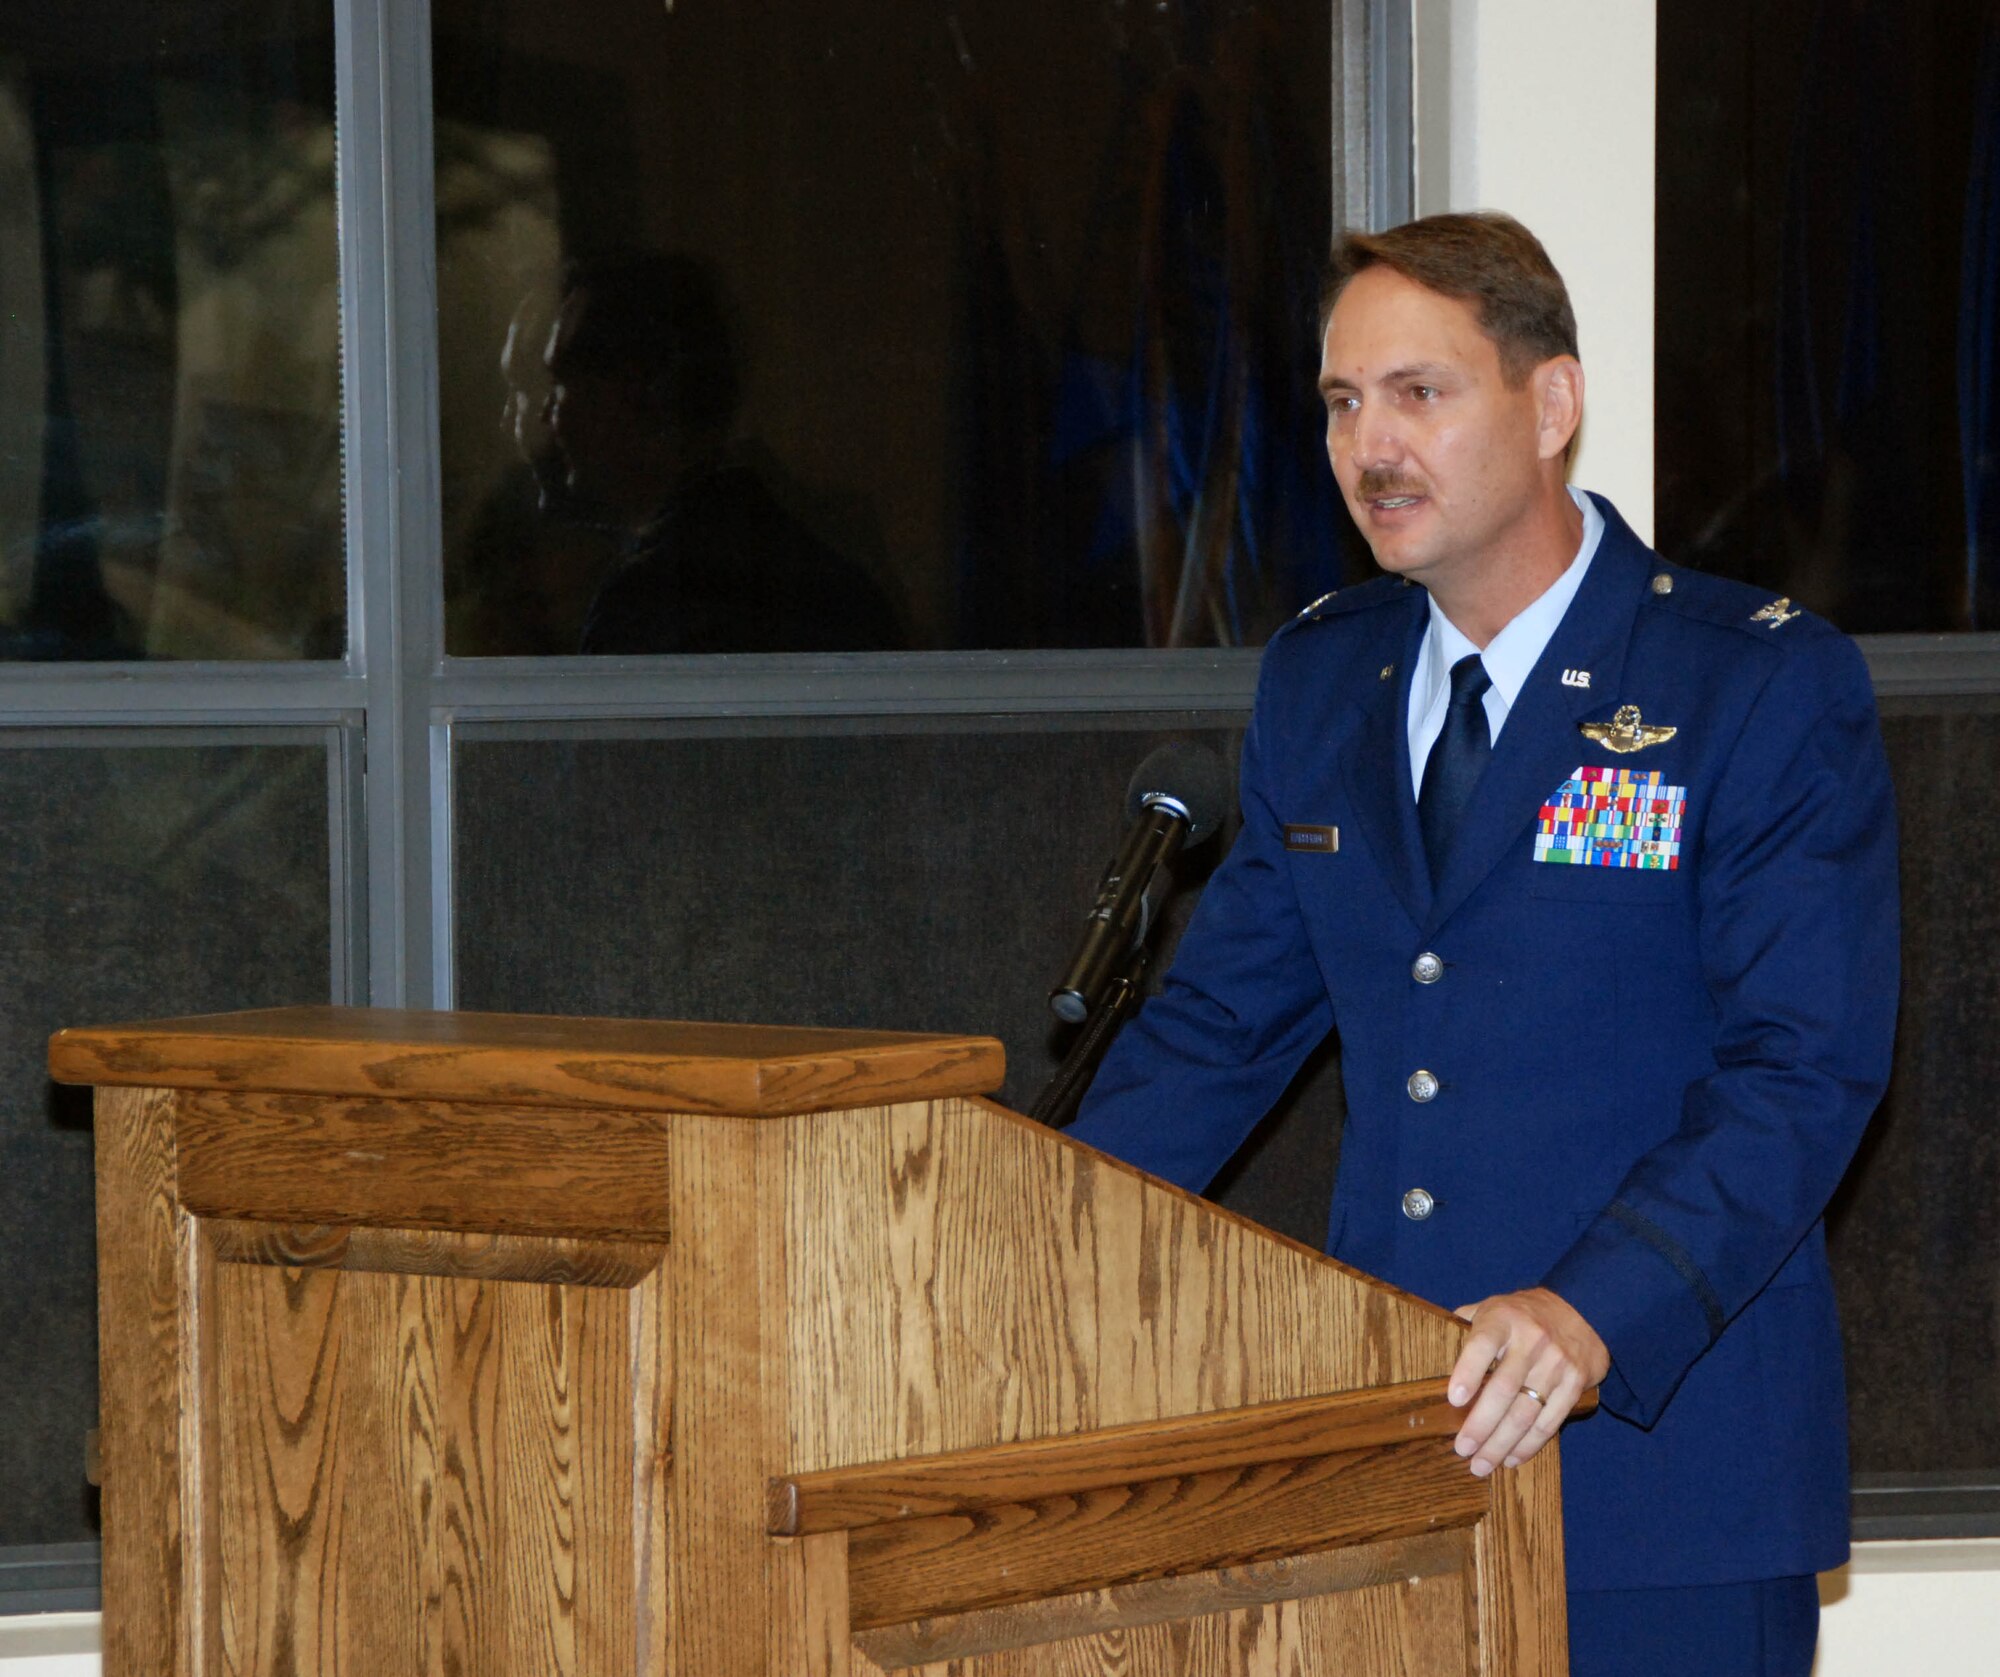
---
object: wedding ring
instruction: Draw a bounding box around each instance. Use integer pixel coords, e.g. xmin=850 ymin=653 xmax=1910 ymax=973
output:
xmin=1520 ymin=1385 xmax=1546 ymax=1406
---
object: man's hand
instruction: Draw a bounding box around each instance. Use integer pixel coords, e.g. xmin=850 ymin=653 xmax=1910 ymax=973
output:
xmin=1447 ymin=1287 xmax=1609 ymax=1476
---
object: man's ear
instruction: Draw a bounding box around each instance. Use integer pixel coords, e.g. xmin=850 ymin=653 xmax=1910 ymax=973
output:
xmin=1534 ymin=356 xmax=1585 ymax=463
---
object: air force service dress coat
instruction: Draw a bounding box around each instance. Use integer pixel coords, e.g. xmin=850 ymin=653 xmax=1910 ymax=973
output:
xmin=1067 ymin=496 xmax=1899 ymax=1593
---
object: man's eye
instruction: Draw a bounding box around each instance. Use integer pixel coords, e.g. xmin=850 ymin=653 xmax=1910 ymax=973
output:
xmin=1326 ymin=394 xmax=1358 ymax=415
xmin=1410 ymin=384 xmax=1439 ymax=401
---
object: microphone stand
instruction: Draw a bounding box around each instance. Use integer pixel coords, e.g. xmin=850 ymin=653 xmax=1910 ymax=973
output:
xmin=1029 ymin=944 xmax=1147 ymax=1130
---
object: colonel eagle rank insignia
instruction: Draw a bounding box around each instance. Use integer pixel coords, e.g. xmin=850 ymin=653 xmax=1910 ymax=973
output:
xmin=1578 ymin=705 xmax=1678 ymax=755
xmin=1750 ymin=596 xmax=1802 ymax=628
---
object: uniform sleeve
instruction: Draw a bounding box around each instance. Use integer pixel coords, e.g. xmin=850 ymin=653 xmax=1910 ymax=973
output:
xmin=1540 ymin=629 xmax=1899 ymax=1426
xmin=1066 ymin=652 xmax=1336 ymax=1192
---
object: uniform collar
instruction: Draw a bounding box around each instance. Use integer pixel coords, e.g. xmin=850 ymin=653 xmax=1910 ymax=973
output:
xmin=1414 ymin=485 xmax=1604 ymax=719
xmin=1338 ymin=492 xmax=1650 ymax=935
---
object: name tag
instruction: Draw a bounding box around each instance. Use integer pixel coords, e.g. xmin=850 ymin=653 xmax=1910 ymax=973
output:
xmin=1283 ymin=824 xmax=1339 ymax=854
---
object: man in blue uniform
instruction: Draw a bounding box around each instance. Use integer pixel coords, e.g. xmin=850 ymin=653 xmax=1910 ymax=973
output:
xmin=1067 ymin=213 xmax=1898 ymax=1676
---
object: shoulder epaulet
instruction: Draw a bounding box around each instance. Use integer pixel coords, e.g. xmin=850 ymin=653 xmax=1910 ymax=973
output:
xmin=1643 ymin=564 xmax=1833 ymax=644
xmin=1283 ymin=574 xmax=1414 ymax=630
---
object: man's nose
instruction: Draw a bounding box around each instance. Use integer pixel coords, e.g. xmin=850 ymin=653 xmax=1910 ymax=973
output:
xmin=1348 ymin=403 xmax=1406 ymax=469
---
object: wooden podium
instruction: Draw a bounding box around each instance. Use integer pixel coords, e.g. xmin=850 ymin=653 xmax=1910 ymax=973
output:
xmin=54 ymin=1008 xmax=1577 ymax=1676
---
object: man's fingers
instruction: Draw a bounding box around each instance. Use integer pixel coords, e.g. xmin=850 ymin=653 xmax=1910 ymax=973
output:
xmin=1487 ymin=1368 xmax=1578 ymax=1468
xmin=1453 ymin=1337 xmax=1537 ymax=1459
xmin=1499 ymin=1370 xmax=1585 ymax=1469
xmin=1447 ymin=1322 xmax=1508 ymax=1407
xmin=1469 ymin=1387 xmax=1551 ymax=1475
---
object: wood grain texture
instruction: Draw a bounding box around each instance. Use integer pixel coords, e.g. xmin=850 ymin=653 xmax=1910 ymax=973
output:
xmin=662 ymin=1115 xmax=787 ymax=1677
xmin=50 ymin=1006 xmax=1005 ymax=1116
xmin=185 ymin=1219 xmax=224 ymax=1674
xmin=1472 ymin=1445 xmax=1572 ymax=1677
xmin=770 ymin=1378 xmax=1460 ymax=1535
xmin=626 ymin=1263 xmax=672 ymax=1677
xmin=209 ymin=1218 xmax=665 ymax=1288
xmin=851 ymin=1529 xmax=1472 ymax=1667
xmin=77 ymin=1007 xmax=1573 ymax=1677
xmin=769 ymin=1534 xmax=851 ymax=1677
xmin=92 ymin=1086 xmax=196 ymax=1677
xmin=854 ymin=1577 xmax=1469 ymax=1677
xmin=209 ymin=1262 xmax=652 ymax=1675
xmin=776 ymin=1096 xmax=1466 ymax=1483
xmin=176 ymin=1090 xmax=675 ymax=1240
xmin=840 ymin=1434 xmax=1488 ymax=1629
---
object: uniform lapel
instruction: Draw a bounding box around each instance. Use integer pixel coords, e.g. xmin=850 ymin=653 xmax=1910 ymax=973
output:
xmin=1336 ymin=593 xmax=1432 ymax=930
xmin=1423 ymin=510 xmax=1652 ymax=935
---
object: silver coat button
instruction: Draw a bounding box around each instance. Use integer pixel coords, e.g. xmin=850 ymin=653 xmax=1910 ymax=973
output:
xmin=1651 ymin=573 xmax=1674 ymax=595
xmin=1402 ymin=1188 xmax=1435 ymax=1220
xmin=1411 ymin=951 xmax=1444 ymax=984
xmin=1406 ymin=1069 xmax=1439 ymax=1103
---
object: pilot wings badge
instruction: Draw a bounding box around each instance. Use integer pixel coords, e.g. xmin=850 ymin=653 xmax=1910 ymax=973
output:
xmin=1578 ymin=704 xmax=1678 ymax=755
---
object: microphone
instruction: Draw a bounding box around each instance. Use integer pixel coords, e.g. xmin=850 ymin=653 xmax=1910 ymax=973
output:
xmin=1048 ymin=742 xmax=1230 ymax=1024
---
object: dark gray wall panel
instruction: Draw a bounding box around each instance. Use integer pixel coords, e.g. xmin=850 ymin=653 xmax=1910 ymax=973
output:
xmin=452 ymin=720 xmax=1344 ymax=1249
xmin=457 ymin=705 xmax=1999 ymax=1485
xmin=0 ymin=741 xmax=332 ymax=1547
xmin=1827 ymin=706 xmax=2000 ymax=1476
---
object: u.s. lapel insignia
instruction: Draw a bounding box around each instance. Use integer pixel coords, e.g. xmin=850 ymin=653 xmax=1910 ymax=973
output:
xmin=1578 ymin=704 xmax=1678 ymax=755
xmin=1750 ymin=596 xmax=1801 ymax=628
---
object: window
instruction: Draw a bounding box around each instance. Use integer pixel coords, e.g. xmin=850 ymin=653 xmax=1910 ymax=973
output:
xmin=432 ymin=0 xmax=1368 ymax=655
xmin=0 ymin=7 xmax=344 ymax=661
xmin=1658 ymin=0 xmax=2000 ymax=1530
xmin=0 ymin=2 xmax=1405 ymax=1610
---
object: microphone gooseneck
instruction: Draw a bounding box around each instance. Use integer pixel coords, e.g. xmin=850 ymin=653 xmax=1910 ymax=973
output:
xmin=1047 ymin=743 xmax=1230 ymax=1025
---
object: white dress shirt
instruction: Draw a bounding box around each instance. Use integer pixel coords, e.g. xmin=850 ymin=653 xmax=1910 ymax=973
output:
xmin=1406 ymin=487 xmax=1604 ymax=797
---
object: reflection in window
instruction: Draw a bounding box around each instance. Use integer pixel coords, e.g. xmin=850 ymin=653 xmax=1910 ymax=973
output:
xmin=436 ymin=1 xmax=1367 ymax=655
xmin=0 ymin=10 xmax=343 ymax=661
xmin=1657 ymin=2 xmax=2000 ymax=632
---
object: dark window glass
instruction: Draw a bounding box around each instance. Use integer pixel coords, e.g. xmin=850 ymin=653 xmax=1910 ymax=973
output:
xmin=435 ymin=2 xmax=1367 ymax=656
xmin=1657 ymin=2 xmax=1999 ymax=630
xmin=0 ymin=738 xmax=333 ymax=1552
xmin=0 ymin=7 xmax=344 ymax=661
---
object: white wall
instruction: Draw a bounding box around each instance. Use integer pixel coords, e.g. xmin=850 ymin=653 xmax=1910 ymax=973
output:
xmin=1411 ymin=0 xmax=1655 ymax=540
xmin=0 ymin=1615 xmax=93 ymax=1676
xmin=1816 ymin=1542 xmax=2000 ymax=1677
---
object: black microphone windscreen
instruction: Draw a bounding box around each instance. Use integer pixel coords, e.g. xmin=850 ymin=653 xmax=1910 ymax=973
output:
xmin=1123 ymin=742 xmax=1231 ymax=845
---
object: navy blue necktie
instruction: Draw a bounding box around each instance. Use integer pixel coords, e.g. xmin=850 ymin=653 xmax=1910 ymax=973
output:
xmin=1419 ymin=654 xmax=1493 ymax=879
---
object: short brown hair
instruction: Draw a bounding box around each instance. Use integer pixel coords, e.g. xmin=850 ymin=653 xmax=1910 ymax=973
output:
xmin=1320 ymin=212 xmax=1578 ymax=386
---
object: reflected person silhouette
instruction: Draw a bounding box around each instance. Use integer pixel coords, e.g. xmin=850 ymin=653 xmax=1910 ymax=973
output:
xmin=446 ymin=291 xmax=625 ymax=656
xmin=543 ymin=251 xmax=905 ymax=654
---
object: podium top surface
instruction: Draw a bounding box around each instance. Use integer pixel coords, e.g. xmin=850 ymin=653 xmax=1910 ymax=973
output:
xmin=49 ymin=1006 xmax=1007 ymax=1116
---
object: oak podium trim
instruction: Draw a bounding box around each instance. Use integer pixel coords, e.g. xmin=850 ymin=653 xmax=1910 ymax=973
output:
xmin=770 ymin=1380 xmax=1507 ymax=1631
xmin=206 ymin=1217 xmax=667 ymax=1287
xmin=50 ymin=1005 xmax=1005 ymax=1116
xmin=769 ymin=1378 xmax=1466 ymax=1535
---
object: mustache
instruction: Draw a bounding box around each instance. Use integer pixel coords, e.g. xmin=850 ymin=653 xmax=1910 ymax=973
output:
xmin=1355 ymin=471 xmax=1429 ymax=500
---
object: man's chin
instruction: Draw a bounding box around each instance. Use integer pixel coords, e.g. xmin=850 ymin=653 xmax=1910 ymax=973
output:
xmin=1360 ymin=537 xmax=1438 ymax=584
